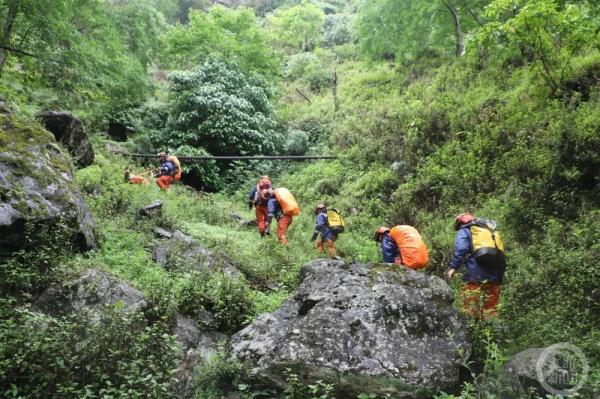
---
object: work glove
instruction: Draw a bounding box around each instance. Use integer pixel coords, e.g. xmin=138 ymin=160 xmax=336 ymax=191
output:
xmin=248 ymin=202 xmax=253 ymax=211
xmin=310 ymin=232 xmax=318 ymax=242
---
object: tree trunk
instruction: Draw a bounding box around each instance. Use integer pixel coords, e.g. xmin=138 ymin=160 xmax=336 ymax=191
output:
xmin=0 ymin=0 xmax=20 ymax=77
xmin=443 ymin=1 xmax=465 ymax=57
xmin=332 ymin=68 xmax=339 ymax=113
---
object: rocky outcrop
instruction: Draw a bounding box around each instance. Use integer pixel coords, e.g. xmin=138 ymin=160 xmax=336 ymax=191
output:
xmin=174 ymin=314 xmax=228 ymax=397
xmin=33 ymin=269 xmax=147 ymax=316
xmin=231 ymin=260 xmax=470 ymax=398
xmin=0 ymin=115 xmax=98 ymax=256
xmin=38 ymin=111 xmax=94 ymax=167
xmin=107 ymin=121 xmax=132 ymax=142
xmin=153 ymin=230 xmax=241 ymax=276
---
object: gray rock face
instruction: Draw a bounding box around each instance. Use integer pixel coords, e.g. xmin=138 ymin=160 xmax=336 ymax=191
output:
xmin=174 ymin=314 xmax=228 ymax=398
xmin=0 ymin=115 xmax=98 ymax=256
xmin=153 ymin=230 xmax=241 ymax=276
xmin=38 ymin=111 xmax=94 ymax=167
xmin=32 ymin=269 xmax=147 ymax=316
xmin=231 ymin=260 xmax=471 ymax=398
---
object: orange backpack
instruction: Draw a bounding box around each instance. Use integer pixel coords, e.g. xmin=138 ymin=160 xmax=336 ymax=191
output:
xmin=389 ymin=225 xmax=429 ymax=269
xmin=168 ymin=155 xmax=182 ymax=181
xmin=273 ymin=188 xmax=300 ymax=216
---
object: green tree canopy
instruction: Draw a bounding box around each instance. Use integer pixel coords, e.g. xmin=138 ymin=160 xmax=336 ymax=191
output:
xmin=164 ymin=6 xmax=278 ymax=77
xmin=267 ymin=1 xmax=326 ymax=52
xmin=356 ymin=0 xmax=488 ymax=60
xmin=0 ymin=0 xmax=161 ymax=121
xmin=476 ymin=0 xmax=600 ymax=92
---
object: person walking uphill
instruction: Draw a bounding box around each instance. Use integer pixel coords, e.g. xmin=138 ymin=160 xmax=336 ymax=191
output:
xmin=311 ymin=204 xmax=344 ymax=258
xmin=447 ymin=213 xmax=507 ymax=319
xmin=155 ymin=152 xmax=182 ymax=191
xmin=265 ymin=188 xmax=300 ymax=245
xmin=374 ymin=225 xmax=429 ymax=269
xmin=155 ymin=152 xmax=175 ymax=191
xmin=248 ymin=176 xmax=272 ymax=237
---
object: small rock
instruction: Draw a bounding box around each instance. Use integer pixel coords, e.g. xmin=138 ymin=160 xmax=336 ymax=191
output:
xmin=139 ymin=200 xmax=163 ymax=217
xmin=153 ymin=227 xmax=173 ymax=239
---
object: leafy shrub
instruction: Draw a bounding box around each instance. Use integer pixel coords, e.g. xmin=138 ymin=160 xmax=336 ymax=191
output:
xmin=285 ymin=129 xmax=310 ymax=155
xmin=178 ymin=271 xmax=254 ymax=333
xmin=0 ymin=220 xmax=76 ymax=295
xmin=0 ymin=304 xmax=178 ymax=398
xmin=324 ymin=14 xmax=353 ymax=47
xmin=283 ymin=53 xmax=332 ymax=91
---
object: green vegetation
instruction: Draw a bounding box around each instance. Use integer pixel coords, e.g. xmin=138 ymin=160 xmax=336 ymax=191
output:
xmin=1 ymin=0 xmax=599 ymax=397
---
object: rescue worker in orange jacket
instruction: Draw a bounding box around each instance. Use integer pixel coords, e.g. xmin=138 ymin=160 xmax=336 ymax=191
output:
xmin=447 ymin=213 xmax=505 ymax=319
xmin=247 ymin=176 xmax=272 ymax=237
xmin=374 ymin=225 xmax=429 ymax=269
xmin=124 ymin=169 xmax=148 ymax=184
xmin=155 ymin=152 xmax=176 ymax=191
xmin=311 ymin=204 xmax=338 ymax=257
xmin=265 ymin=190 xmax=293 ymax=245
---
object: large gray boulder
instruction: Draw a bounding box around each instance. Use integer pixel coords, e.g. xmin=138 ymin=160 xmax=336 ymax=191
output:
xmin=32 ymin=269 xmax=147 ymax=316
xmin=0 ymin=115 xmax=98 ymax=257
xmin=38 ymin=111 xmax=94 ymax=167
xmin=231 ymin=260 xmax=471 ymax=398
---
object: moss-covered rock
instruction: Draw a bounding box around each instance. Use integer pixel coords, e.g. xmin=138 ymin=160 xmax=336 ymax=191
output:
xmin=0 ymin=115 xmax=98 ymax=256
xmin=231 ymin=259 xmax=470 ymax=398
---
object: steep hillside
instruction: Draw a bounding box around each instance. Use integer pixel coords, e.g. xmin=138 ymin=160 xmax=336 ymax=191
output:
xmin=1 ymin=0 xmax=598 ymax=398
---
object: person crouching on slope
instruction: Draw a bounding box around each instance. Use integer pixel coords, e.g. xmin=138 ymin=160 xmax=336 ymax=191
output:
xmin=155 ymin=152 xmax=176 ymax=191
xmin=311 ymin=204 xmax=338 ymax=258
xmin=247 ymin=176 xmax=272 ymax=237
xmin=373 ymin=225 xmax=429 ymax=269
xmin=447 ymin=213 xmax=506 ymax=319
xmin=124 ymin=169 xmax=148 ymax=184
xmin=265 ymin=190 xmax=293 ymax=245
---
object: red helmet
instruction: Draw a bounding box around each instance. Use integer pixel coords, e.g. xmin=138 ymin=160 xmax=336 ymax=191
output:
xmin=374 ymin=226 xmax=390 ymax=242
xmin=314 ymin=203 xmax=326 ymax=214
xmin=454 ymin=213 xmax=475 ymax=230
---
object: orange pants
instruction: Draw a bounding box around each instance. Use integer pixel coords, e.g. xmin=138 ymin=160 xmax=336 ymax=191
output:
xmin=276 ymin=215 xmax=293 ymax=244
xmin=156 ymin=175 xmax=173 ymax=190
xmin=461 ymin=282 xmax=501 ymax=319
xmin=255 ymin=205 xmax=268 ymax=234
xmin=316 ymin=239 xmax=337 ymax=257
